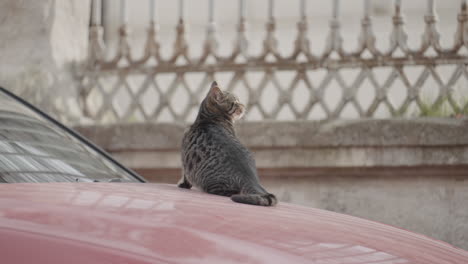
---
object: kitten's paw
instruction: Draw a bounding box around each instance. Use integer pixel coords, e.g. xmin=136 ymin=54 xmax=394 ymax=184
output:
xmin=177 ymin=181 xmax=192 ymax=189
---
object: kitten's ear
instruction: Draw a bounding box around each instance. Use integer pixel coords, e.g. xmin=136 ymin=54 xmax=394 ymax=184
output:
xmin=209 ymin=81 xmax=223 ymax=101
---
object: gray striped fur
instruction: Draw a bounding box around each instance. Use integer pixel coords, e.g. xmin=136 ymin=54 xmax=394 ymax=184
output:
xmin=178 ymin=81 xmax=277 ymax=206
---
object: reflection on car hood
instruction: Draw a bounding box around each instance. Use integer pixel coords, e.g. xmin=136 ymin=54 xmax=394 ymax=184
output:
xmin=0 ymin=183 xmax=467 ymax=264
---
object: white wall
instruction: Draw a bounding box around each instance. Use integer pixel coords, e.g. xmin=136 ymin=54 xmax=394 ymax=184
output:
xmin=0 ymin=0 xmax=90 ymax=121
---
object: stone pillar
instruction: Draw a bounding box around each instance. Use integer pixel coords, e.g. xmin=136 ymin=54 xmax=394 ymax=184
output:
xmin=0 ymin=0 xmax=90 ymax=121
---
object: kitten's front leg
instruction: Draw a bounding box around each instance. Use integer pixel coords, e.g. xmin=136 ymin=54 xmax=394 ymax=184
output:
xmin=177 ymin=175 xmax=192 ymax=189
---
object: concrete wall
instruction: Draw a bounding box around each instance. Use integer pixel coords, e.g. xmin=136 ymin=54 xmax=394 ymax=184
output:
xmin=0 ymin=0 xmax=90 ymax=120
xmin=75 ymin=118 xmax=468 ymax=250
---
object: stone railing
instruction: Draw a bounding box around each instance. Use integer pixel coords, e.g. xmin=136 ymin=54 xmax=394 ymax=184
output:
xmin=77 ymin=0 xmax=468 ymax=124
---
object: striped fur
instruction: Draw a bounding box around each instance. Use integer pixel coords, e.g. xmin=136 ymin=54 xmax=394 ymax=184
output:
xmin=178 ymin=81 xmax=277 ymax=206
xmin=231 ymin=193 xmax=277 ymax=207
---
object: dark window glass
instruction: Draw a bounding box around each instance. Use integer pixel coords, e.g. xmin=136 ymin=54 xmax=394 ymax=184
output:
xmin=0 ymin=92 xmax=139 ymax=183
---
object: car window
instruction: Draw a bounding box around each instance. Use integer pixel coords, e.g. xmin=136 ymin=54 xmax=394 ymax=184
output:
xmin=0 ymin=90 xmax=142 ymax=183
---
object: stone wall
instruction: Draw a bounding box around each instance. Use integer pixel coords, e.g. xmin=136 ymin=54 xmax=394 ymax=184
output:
xmin=75 ymin=118 xmax=468 ymax=250
xmin=0 ymin=0 xmax=90 ymax=120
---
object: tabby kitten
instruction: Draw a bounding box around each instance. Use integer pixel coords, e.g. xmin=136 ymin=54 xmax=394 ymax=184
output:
xmin=178 ymin=81 xmax=277 ymax=206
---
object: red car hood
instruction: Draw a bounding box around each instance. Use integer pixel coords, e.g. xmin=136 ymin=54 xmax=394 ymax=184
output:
xmin=0 ymin=183 xmax=467 ymax=264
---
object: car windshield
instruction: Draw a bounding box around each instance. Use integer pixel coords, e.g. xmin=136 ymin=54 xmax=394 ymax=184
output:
xmin=0 ymin=88 xmax=143 ymax=183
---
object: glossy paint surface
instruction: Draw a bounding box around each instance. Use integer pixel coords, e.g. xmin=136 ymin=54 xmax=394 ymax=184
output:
xmin=1 ymin=183 xmax=467 ymax=264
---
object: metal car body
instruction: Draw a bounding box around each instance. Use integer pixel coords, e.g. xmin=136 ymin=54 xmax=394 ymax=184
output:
xmin=1 ymin=86 xmax=468 ymax=263
xmin=2 ymin=183 xmax=468 ymax=264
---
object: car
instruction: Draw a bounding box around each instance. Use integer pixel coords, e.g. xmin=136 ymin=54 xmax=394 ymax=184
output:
xmin=1 ymin=85 xmax=468 ymax=264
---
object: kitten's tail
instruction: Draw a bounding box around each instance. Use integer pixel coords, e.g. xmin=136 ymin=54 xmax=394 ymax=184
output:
xmin=231 ymin=193 xmax=277 ymax=206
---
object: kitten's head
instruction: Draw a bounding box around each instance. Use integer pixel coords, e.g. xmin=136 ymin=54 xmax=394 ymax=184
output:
xmin=202 ymin=81 xmax=245 ymax=122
